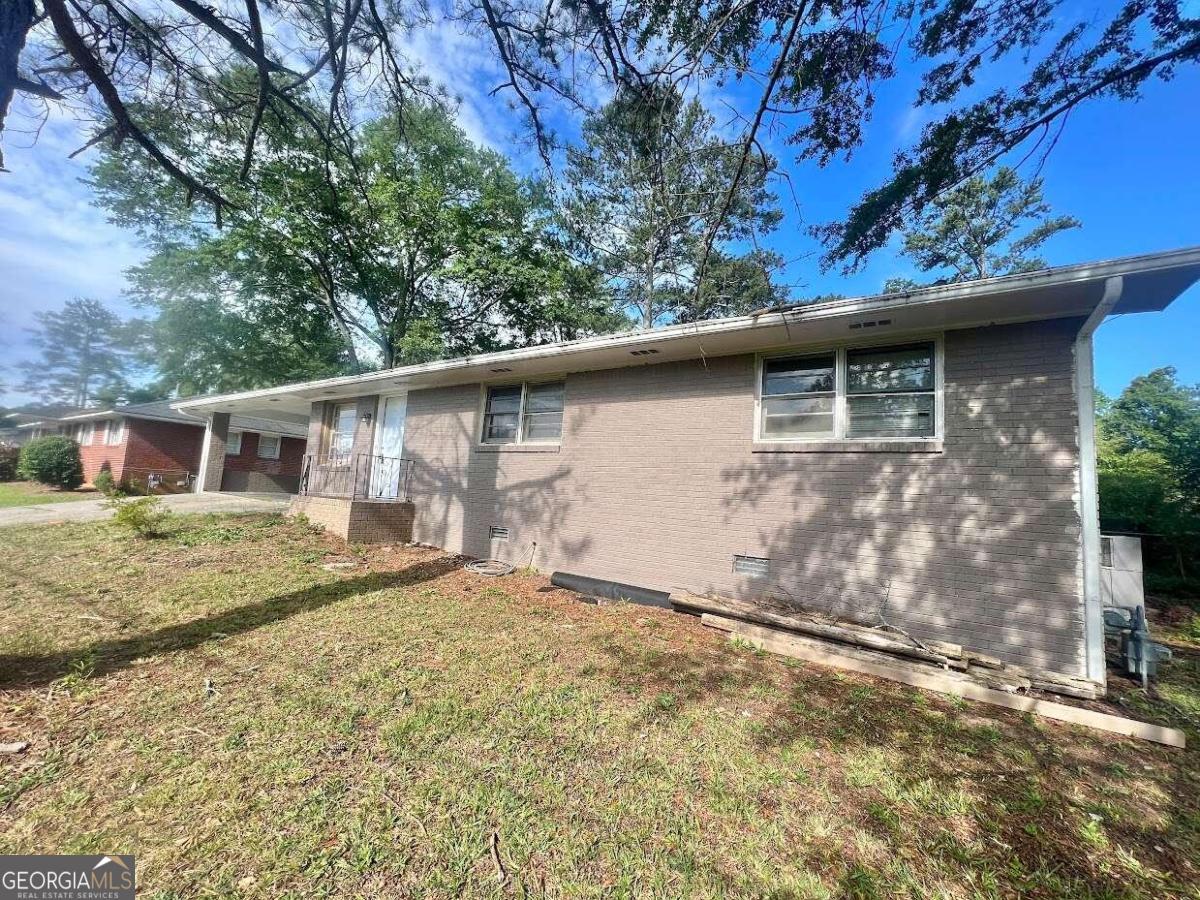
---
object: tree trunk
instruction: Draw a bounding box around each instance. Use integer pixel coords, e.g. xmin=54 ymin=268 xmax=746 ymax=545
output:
xmin=0 ymin=0 xmax=36 ymax=168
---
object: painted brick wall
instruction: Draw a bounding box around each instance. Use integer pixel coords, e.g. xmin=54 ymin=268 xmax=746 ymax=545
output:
xmin=122 ymin=418 xmax=205 ymax=490
xmin=397 ymin=318 xmax=1087 ymax=676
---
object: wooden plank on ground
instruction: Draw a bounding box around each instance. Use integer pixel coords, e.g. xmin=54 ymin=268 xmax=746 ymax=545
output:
xmin=675 ymin=592 xmax=955 ymax=665
xmin=705 ymin=615 xmax=1186 ymax=749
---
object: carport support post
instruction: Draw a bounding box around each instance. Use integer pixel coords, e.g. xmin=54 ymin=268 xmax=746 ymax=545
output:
xmin=196 ymin=412 xmax=230 ymax=493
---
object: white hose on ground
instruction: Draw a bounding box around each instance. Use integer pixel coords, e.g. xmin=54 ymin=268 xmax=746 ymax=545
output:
xmin=464 ymin=559 xmax=515 ymax=577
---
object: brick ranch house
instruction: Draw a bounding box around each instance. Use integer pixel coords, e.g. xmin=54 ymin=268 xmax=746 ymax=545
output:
xmin=175 ymin=248 xmax=1200 ymax=690
xmin=21 ymin=401 xmax=307 ymax=493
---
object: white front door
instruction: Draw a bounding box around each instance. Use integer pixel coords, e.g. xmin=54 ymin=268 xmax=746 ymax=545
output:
xmin=370 ymin=393 xmax=408 ymax=499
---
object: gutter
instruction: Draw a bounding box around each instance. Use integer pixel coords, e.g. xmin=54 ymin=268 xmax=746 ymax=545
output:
xmin=173 ymin=246 xmax=1200 ymax=412
xmin=1076 ymin=275 xmax=1123 ymax=686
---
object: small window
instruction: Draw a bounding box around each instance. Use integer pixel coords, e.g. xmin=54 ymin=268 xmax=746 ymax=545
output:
xmin=489 ymin=526 xmax=510 ymax=541
xmin=328 ymin=403 xmax=357 ymax=464
xmin=226 ymin=431 xmax=243 ymax=455
xmin=257 ymin=434 xmax=281 ymax=460
xmin=760 ymin=353 xmax=836 ymax=439
xmin=1101 ymin=536 xmax=1113 ymax=569
xmin=733 ymin=555 xmax=770 ymax=577
xmin=482 ymin=382 xmax=565 ymax=445
xmin=104 ymin=419 xmax=124 ymax=446
xmin=845 ymin=343 xmax=935 ymax=439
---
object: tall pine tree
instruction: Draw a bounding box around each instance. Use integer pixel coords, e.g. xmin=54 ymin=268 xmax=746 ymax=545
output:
xmin=20 ymin=299 xmax=140 ymax=407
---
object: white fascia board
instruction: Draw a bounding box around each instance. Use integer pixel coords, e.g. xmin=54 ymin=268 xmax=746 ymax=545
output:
xmin=173 ymin=245 xmax=1200 ymax=414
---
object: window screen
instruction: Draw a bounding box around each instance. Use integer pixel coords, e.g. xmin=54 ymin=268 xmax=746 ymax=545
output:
xmin=760 ymin=353 xmax=836 ymax=438
xmin=521 ymin=382 xmax=565 ymax=442
xmin=845 ymin=343 xmax=935 ymax=438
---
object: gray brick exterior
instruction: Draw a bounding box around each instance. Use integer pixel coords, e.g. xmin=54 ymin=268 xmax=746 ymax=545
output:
xmin=289 ymin=495 xmax=415 ymax=543
xmin=372 ymin=318 xmax=1085 ymax=676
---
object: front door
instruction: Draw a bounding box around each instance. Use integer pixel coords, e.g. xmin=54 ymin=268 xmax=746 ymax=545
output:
xmin=370 ymin=394 xmax=408 ymax=499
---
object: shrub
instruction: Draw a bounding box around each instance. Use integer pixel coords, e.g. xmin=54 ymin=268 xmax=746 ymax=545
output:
xmin=106 ymin=495 xmax=172 ymax=538
xmin=0 ymin=445 xmax=18 ymax=482
xmin=93 ymin=469 xmax=120 ymax=496
xmin=17 ymin=436 xmax=84 ymax=490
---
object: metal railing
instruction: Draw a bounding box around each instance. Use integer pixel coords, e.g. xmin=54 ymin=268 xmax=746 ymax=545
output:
xmin=298 ymin=453 xmax=413 ymax=502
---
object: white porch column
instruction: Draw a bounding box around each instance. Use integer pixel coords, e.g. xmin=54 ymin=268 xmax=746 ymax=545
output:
xmin=195 ymin=412 xmax=231 ymax=493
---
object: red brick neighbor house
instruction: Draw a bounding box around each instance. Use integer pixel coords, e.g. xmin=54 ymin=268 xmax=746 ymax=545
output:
xmin=175 ymin=248 xmax=1200 ymax=691
xmin=30 ymin=401 xmax=307 ymax=493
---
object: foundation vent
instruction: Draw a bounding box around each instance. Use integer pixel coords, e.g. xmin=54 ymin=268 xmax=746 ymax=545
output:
xmin=732 ymin=555 xmax=770 ymax=577
xmin=489 ymin=526 xmax=511 ymax=541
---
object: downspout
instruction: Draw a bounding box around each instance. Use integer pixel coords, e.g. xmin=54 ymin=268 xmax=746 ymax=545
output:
xmin=1076 ymin=275 xmax=1123 ymax=686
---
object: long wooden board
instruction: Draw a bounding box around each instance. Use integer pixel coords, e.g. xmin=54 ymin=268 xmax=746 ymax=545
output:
xmin=704 ymin=614 xmax=1186 ymax=749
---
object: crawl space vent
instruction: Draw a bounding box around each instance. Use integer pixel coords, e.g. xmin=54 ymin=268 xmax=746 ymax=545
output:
xmin=732 ymin=555 xmax=769 ymax=577
xmin=489 ymin=526 xmax=511 ymax=541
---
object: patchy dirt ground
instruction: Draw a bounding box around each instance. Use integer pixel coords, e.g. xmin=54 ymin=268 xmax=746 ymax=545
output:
xmin=2 ymin=513 xmax=1199 ymax=899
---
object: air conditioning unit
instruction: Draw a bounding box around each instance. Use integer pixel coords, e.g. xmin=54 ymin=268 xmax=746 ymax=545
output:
xmin=1100 ymin=534 xmax=1144 ymax=611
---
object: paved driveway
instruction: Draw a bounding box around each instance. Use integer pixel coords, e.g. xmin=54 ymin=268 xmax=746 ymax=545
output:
xmin=0 ymin=492 xmax=292 ymax=528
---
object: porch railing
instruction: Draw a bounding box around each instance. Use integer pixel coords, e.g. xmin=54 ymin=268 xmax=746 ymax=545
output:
xmin=298 ymin=453 xmax=413 ymax=502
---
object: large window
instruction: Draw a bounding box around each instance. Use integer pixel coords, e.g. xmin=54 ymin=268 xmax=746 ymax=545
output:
xmin=75 ymin=423 xmax=95 ymax=446
xmin=327 ymin=403 xmax=357 ymax=464
xmin=758 ymin=342 xmax=937 ymax=442
xmin=482 ymin=381 xmax=565 ymax=444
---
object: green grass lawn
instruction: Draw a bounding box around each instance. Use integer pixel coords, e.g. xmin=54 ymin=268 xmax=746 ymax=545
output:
xmin=2 ymin=514 xmax=1199 ymax=898
xmin=0 ymin=480 xmax=96 ymax=507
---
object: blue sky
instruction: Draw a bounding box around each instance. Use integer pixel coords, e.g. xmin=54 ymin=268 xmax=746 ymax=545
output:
xmin=1 ymin=20 xmax=1198 ymax=405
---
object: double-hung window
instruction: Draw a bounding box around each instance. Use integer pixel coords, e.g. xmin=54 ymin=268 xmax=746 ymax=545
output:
xmin=257 ymin=434 xmax=282 ymax=459
xmin=845 ymin=343 xmax=936 ymax=438
xmin=758 ymin=341 xmax=938 ymax=442
xmin=482 ymin=381 xmax=565 ymax=445
xmin=760 ymin=354 xmax=837 ymax=438
xmin=104 ymin=419 xmax=124 ymax=445
xmin=327 ymin=403 xmax=357 ymax=465
xmin=76 ymin=423 xmax=95 ymax=446
xmin=225 ymin=431 xmax=243 ymax=455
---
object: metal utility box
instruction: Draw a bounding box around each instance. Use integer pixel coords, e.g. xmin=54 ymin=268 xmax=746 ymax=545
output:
xmin=1100 ymin=534 xmax=1144 ymax=611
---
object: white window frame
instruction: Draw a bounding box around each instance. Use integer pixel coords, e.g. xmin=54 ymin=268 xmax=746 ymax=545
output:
xmin=479 ymin=380 xmax=565 ymax=446
xmin=104 ymin=418 xmax=124 ymax=445
xmin=77 ymin=422 xmax=95 ymax=446
xmin=225 ymin=430 xmax=243 ymax=455
xmin=754 ymin=336 xmax=944 ymax=444
xmin=327 ymin=403 xmax=357 ymax=466
xmin=257 ymin=433 xmax=281 ymax=460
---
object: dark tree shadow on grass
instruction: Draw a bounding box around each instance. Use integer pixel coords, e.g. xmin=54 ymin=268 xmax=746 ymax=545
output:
xmin=0 ymin=555 xmax=461 ymax=691
xmin=598 ymin=629 xmax=1200 ymax=898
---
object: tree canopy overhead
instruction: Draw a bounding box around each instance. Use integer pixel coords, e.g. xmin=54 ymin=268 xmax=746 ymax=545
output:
xmin=3 ymin=0 xmax=1197 ymax=272
xmin=91 ymin=90 xmax=622 ymax=382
